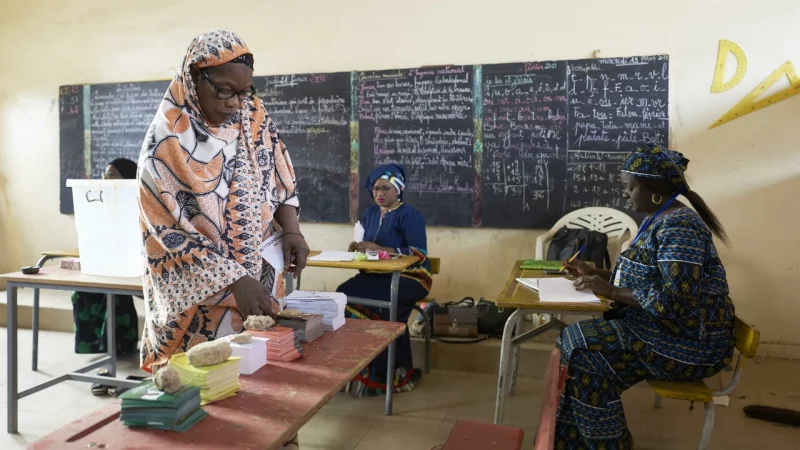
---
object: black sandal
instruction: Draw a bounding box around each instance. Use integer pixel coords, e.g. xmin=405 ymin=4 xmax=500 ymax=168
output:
xmin=90 ymin=369 xmax=112 ymax=396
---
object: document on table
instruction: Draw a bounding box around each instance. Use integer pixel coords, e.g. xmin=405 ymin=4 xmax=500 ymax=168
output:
xmin=517 ymin=278 xmax=601 ymax=303
xmin=309 ymin=251 xmax=355 ymax=262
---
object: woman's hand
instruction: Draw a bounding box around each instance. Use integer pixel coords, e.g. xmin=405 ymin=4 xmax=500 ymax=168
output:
xmin=230 ymin=276 xmax=275 ymax=318
xmin=351 ymin=241 xmax=381 ymax=252
xmin=282 ymin=233 xmax=310 ymax=278
xmin=573 ymin=275 xmax=615 ymax=298
xmin=563 ymin=259 xmax=595 ymax=278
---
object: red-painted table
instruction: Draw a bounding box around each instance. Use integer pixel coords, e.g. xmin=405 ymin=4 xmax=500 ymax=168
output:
xmin=28 ymin=319 xmax=406 ymax=450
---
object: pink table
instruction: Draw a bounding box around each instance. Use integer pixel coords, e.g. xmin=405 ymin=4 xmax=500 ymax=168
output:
xmin=28 ymin=319 xmax=405 ymax=450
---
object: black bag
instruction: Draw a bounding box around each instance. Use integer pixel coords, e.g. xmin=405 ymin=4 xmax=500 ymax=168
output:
xmin=546 ymin=227 xmax=611 ymax=270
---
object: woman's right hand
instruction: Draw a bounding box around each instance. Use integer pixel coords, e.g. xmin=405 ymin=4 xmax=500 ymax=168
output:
xmin=348 ymin=242 xmax=358 ymax=252
xmin=230 ymin=276 xmax=274 ymax=318
xmin=563 ymin=259 xmax=595 ymax=278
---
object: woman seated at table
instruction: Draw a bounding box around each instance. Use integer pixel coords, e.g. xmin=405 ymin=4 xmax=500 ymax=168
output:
xmin=72 ymin=158 xmax=140 ymax=395
xmin=557 ymin=145 xmax=735 ymax=449
xmin=338 ymin=163 xmax=432 ymax=397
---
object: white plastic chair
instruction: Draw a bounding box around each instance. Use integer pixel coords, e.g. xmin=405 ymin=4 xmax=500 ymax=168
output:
xmin=535 ymin=207 xmax=639 ymax=261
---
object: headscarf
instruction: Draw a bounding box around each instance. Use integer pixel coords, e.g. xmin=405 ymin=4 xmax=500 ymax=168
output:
xmin=366 ymin=164 xmax=406 ymax=199
xmin=137 ymin=29 xmax=298 ymax=372
xmin=108 ymin=158 xmax=138 ymax=180
xmin=621 ymin=144 xmax=690 ymax=192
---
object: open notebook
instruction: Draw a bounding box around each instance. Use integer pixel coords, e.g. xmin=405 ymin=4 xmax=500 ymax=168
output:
xmin=516 ymin=278 xmax=601 ymax=303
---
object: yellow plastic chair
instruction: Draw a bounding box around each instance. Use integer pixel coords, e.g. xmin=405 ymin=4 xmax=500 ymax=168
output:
xmin=648 ymin=315 xmax=760 ymax=450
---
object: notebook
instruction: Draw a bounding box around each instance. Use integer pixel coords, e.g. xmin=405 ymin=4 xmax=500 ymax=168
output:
xmin=516 ymin=278 xmax=601 ymax=303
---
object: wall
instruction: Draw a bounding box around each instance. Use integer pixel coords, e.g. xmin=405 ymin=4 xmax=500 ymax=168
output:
xmin=1 ymin=0 xmax=799 ymax=354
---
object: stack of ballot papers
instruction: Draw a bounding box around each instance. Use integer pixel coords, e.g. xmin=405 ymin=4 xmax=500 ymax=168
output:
xmin=516 ymin=278 xmax=601 ymax=303
xmin=284 ymin=291 xmax=347 ymax=331
xmin=277 ymin=313 xmax=325 ymax=343
xmin=250 ymin=327 xmax=305 ymax=362
xmin=120 ymin=381 xmax=207 ymax=432
xmin=226 ymin=336 xmax=268 ymax=375
xmin=169 ymin=353 xmax=241 ymax=405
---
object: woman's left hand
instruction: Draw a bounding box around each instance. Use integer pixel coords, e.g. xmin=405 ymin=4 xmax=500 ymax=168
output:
xmin=282 ymin=233 xmax=310 ymax=278
xmin=573 ymin=275 xmax=615 ymax=298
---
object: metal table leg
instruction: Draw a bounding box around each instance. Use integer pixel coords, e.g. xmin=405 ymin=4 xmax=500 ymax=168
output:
xmin=106 ymin=294 xmax=117 ymax=376
xmin=385 ymin=271 xmax=400 ymax=416
xmin=508 ymin=313 xmax=524 ymax=395
xmin=7 ymin=284 xmax=19 ymax=433
xmin=32 ymin=288 xmax=40 ymax=371
xmin=494 ymin=308 xmax=522 ymax=424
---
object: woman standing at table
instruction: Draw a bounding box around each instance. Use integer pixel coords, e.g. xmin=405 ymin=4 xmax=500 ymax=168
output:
xmin=557 ymin=145 xmax=735 ymax=449
xmin=338 ymin=163 xmax=432 ymax=397
xmin=136 ymin=29 xmax=309 ymax=380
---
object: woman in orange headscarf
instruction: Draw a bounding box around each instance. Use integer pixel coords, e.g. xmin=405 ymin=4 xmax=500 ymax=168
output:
xmin=137 ymin=29 xmax=309 ymax=398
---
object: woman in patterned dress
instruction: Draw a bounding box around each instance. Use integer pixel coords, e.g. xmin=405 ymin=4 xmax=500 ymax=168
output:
xmin=136 ymin=29 xmax=309 ymax=372
xmin=555 ymin=145 xmax=735 ymax=449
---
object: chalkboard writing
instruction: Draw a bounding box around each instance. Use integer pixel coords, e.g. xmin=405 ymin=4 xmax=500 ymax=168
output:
xmin=89 ymin=82 xmax=169 ymax=178
xmin=480 ymin=62 xmax=569 ymax=228
xmin=357 ymin=66 xmax=475 ymax=226
xmin=59 ymin=85 xmax=85 ymax=214
xmin=255 ymin=72 xmax=351 ymax=223
xmin=565 ymin=56 xmax=668 ymax=213
xmin=59 ymin=55 xmax=668 ymax=227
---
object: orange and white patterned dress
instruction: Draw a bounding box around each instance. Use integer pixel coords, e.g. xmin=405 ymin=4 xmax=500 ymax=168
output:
xmin=137 ymin=30 xmax=299 ymax=372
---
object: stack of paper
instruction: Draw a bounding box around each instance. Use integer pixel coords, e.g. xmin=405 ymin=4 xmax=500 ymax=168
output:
xmin=309 ymin=251 xmax=355 ymax=262
xmin=277 ymin=313 xmax=325 ymax=342
xmin=250 ymin=326 xmax=305 ymax=362
xmin=168 ymin=353 xmax=241 ymax=405
xmin=516 ymin=278 xmax=601 ymax=303
xmin=284 ymin=291 xmax=347 ymax=331
xmin=120 ymin=381 xmax=208 ymax=432
xmin=227 ymin=337 xmax=268 ymax=375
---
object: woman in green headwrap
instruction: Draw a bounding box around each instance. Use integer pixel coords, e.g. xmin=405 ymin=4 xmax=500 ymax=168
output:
xmin=557 ymin=145 xmax=735 ymax=449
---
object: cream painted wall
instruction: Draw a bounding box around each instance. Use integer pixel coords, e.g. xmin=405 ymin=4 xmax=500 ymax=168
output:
xmin=1 ymin=0 xmax=799 ymax=351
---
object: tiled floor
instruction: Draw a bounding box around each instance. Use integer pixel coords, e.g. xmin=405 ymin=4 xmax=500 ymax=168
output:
xmin=1 ymin=328 xmax=799 ymax=449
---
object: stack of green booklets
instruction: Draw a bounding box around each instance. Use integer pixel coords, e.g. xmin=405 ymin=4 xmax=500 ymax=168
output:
xmin=169 ymin=353 xmax=242 ymax=405
xmin=120 ymin=381 xmax=208 ymax=432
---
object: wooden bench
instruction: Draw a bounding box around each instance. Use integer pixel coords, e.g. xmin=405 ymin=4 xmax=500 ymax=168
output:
xmin=648 ymin=315 xmax=760 ymax=450
xmin=441 ymin=420 xmax=524 ymax=450
xmin=412 ymin=256 xmax=440 ymax=373
xmin=533 ymin=348 xmax=565 ymax=450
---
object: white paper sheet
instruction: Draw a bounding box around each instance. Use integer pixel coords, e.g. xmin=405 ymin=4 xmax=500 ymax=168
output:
xmin=354 ymin=221 xmax=365 ymax=243
xmin=518 ymin=277 xmax=601 ymax=303
xmin=309 ymin=251 xmax=355 ymax=262
xmin=259 ymin=232 xmax=284 ymax=297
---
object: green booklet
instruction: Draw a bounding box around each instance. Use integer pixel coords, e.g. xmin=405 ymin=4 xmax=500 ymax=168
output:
xmin=520 ymin=260 xmax=563 ymax=270
xmin=120 ymin=381 xmax=201 ymax=410
xmin=123 ymin=407 xmax=208 ymax=432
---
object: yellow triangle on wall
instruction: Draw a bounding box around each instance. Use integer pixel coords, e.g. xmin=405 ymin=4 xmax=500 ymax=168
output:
xmin=710 ymin=61 xmax=800 ymax=129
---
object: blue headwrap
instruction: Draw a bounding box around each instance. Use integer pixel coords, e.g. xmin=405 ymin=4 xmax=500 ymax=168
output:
xmin=366 ymin=164 xmax=406 ymax=199
xmin=621 ymin=145 xmax=690 ymax=192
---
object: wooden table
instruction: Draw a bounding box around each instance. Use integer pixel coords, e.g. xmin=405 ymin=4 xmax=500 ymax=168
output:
xmin=289 ymin=250 xmax=419 ymax=417
xmin=492 ymin=262 xmax=609 ymax=424
xmin=27 ymin=320 xmax=406 ymax=450
xmin=1 ymin=268 xmax=144 ymax=434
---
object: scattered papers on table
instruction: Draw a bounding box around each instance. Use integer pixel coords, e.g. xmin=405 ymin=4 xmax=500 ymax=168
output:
xmin=517 ymin=278 xmax=601 ymax=303
xmin=227 ymin=337 xmax=268 ymax=375
xmin=169 ymin=353 xmax=241 ymax=405
xmin=120 ymin=381 xmax=207 ymax=432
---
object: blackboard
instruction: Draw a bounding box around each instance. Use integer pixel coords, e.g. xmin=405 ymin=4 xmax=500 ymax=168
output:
xmin=59 ymin=54 xmax=668 ymax=228
xmin=356 ymin=66 xmax=476 ymax=226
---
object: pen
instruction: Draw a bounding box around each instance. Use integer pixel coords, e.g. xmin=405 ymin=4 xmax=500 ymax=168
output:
xmin=560 ymin=244 xmax=586 ymax=272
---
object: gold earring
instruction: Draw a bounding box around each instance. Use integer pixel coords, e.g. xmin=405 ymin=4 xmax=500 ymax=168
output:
xmin=652 ymin=194 xmax=663 ymax=205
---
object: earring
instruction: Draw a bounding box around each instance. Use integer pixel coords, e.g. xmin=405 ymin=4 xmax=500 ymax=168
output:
xmin=652 ymin=194 xmax=663 ymax=205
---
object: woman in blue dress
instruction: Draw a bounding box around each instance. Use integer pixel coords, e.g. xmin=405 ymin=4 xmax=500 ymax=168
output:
xmin=557 ymin=145 xmax=735 ymax=449
xmin=337 ymin=163 xmax=432 ymax=396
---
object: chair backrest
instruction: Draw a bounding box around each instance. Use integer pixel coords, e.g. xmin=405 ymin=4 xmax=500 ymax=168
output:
xmin=428 ymin=257 xmax=441 ymax=275
xmin=734 ymin=315 xmax=760 ymax=358
xmin=551 ymin=207 xmax=638 ymax=240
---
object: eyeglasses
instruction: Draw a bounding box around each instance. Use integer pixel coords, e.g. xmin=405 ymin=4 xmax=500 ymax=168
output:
xmin=200 ymin=69 xmax=256 ymax=101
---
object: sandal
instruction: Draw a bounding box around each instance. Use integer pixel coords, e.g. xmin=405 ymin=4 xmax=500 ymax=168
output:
xmin=111 ymin=375 xmax=150 ymax=397
xmin=90 ymin=369 xmax=112 ymax=396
